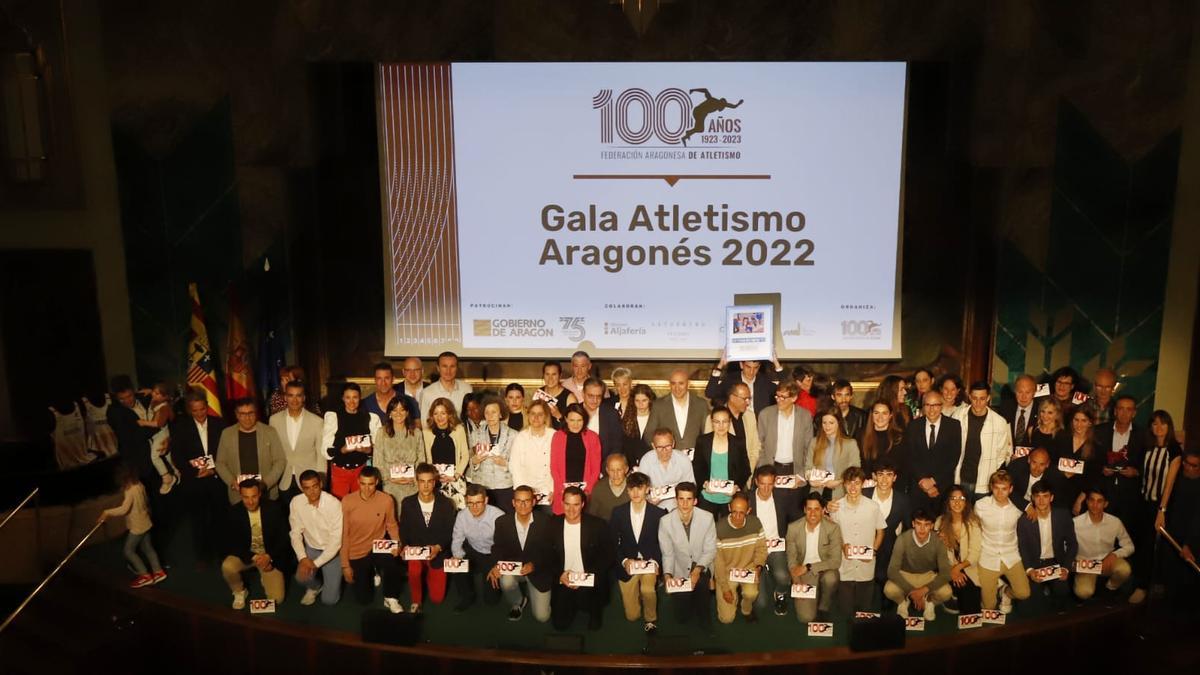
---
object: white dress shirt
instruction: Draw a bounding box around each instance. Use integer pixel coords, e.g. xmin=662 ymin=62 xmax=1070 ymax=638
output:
xmin=563 ymin=521 xmax=584 ymax=572
xmin=975 ymin=495 xmax=1023 ymax=570
xmin=831 ymin=496 xmax=886 ymax=581
xmin=803 ymin=523 xmax=821 ymax=566
xmin=776 ymin=408 xmax=796 ymax=464
xmin=1038 ymin=514 xmax=1054 ymax=560
xmin=285 ymin=410 xmax=303 ymax=449
xmin=756 ymin=494 xmax=779 ymax=540
xmin=672 ymin=396 xmax=690 ymax=442
xmin=288 ymin=491 xmax=343 ymax=567
xmin=195 ymin=418 xmax=210 ymax=455
xmin=1073 ymin=513 xmax=1135 ymax=560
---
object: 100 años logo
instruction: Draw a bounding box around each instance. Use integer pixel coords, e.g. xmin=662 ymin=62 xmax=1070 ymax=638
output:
xmin=593 ymin=88 xmax=743 ymax=146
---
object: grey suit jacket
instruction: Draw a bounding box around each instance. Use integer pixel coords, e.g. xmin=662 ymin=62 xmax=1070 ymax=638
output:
xmin=806 ymin=439 xmax=862 ymax=501
xmin=756 ymin=404 xmax=814 ymax=475
xmin=644 ymin=392 xmax=710 ymax=451
xmin=658 ymin=507 xmax=717 ymax=579
xmin=215 ymin=423 xmax=287 ymax=503
xmin=785 ymin=517 xmax=843 ymax=575
xmin=268 ymin=409 xmax=325 ymax=490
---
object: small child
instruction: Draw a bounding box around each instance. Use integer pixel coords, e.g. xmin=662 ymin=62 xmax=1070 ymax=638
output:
xmin=99 ymin=464 xmax=166 ymax=588
xmin=138 ymin=383 xmax=180 ymax=494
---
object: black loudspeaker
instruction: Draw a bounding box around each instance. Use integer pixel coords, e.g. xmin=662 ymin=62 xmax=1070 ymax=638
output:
xmin=361 ymin=609 xmax=423 ymax=646
xmin=848 ymin=614 xmax=905 ymax=652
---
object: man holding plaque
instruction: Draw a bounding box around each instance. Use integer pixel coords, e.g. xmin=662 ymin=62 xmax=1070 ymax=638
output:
xmin=829 ymin=467 xmax=886 ymax=614
xmin=658 ymin=482 xmax=716 ymax=630
xmin=705 ymin=349 xmax=783 ymax=416
xmin=490 ymin=485 xmax=553 ymax=622
xmin=714 ymin=493 xmax=768 ymax=624
xmin=548 ymin=486 xmax=614 ymax=630
xmin=221 ymin=479 xmax=291 ymax=610
xmin=449 ymin=484 xmax=504 ymax=611
xmin=170 ymin=390 xmax=226 ymax=565
xmin=786 ymin=493 xmax=843 ymax=622
xmin=1017 ymin=481 xmax=1077 ymax=610
xmin=339 ymin=467 xmax=403 ymax=613
xmin=1072 ymin=487 xmax=1135 ymax=602
xmin=639 ymin=429 xmax=696 ymax=512
xmin=399 ymin=463 xmax=457 ymax=613
xmin=610 ymin=472 xmax=666 ymax=633
xmin=748 ymin=464 xmax=800 ymax=616
xmin=216 ymin=398 xmax=287 ymax=504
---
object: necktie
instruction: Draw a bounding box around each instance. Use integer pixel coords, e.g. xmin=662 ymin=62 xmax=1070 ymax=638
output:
xmin=1016 ymin=408 xmax=1027 ymax=442
xmin=928 ymin=422 xmax=936 ymax=449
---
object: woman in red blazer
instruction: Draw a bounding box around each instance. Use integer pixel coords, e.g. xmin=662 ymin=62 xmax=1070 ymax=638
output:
xmin=550 ymin=403 xmax=602 ymax=514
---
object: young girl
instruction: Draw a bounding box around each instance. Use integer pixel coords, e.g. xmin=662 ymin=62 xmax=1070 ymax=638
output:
xmin=99 ymin=464 xmax=166 ymax=588
xmin=137 ymin=383 xmax=180 ymax=494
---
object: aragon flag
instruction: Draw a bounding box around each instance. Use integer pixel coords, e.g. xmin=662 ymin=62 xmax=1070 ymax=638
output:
xmin=186 ymin=283 xmax=222 ymax=417
xmin=224 ymin=286 xmax=256 ymax=403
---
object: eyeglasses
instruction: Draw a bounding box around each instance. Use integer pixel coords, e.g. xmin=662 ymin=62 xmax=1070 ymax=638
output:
xmin=1184 ymin=461 xmax=1200 ymax=470
xmin=653 ymin=444 xmax=674 ymax=451
xmin=466 ymin=500 xmax=486 ymax=507
xmin=949 ymin=496 xmax=967 ymax=501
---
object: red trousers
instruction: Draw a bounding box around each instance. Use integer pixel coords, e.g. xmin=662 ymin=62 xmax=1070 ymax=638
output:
xmin=407 ymin=560 xmax=447 ymax=604
xmin=329 ymin=464 xmax=364 ymax=499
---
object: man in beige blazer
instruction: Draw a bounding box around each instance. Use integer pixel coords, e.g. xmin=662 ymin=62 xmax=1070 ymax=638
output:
xmin=785 ymin=492 xmax=843 ymax=623
xmin=216 ymin=398 xmax=287 ymax=504
xmin=268 ymin=380 xmax=325 ymax=503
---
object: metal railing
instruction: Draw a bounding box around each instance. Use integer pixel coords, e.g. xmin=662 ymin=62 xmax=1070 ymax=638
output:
xmin=0 ymin=487 xmax=38 ymax=532
xmin=0 ymin=520 xmax=104 ymax=634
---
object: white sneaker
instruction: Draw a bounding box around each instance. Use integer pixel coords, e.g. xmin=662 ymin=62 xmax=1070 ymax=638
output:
xmin=231 ymin=589 xmax=247 ymax=610
xmin=999 ymin=591 xmax=1013 ymax=614
xmin=159 ymin=473 xmax=177 ymax=495
xmin=923 ymin=599 xmax=937 ymax=621
xmin=383 ymin=598 xmax=404 ymax=614
xmin=301 ymin=587 xmax=322 ymax=606
xmin=897 ymin=599 xmax=910 ymax=617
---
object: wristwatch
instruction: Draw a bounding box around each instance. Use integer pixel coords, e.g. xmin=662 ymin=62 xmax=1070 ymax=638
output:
xmin=711 ymin=368 xmax=722 ymax=377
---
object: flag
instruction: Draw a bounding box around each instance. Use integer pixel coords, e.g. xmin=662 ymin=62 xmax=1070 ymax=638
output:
xmin=256 ymin=256 xmax=284 ymax=408
xmin=186 ymin=283 xmax=222 ymax=417
xmin=224 ymin=286 xmax=256 ymax=402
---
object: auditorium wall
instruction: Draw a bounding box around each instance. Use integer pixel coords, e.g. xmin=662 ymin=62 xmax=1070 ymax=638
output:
xmin=86 ymin=2 xmax=1196 ymax=426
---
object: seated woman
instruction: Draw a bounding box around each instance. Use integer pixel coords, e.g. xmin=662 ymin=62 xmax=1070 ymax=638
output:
xmin=375 ymin=395 xmax=424 ymax=511
xmin=619 ymin=383 xmax=656 ymax=463
xmin=467 ymin=394 xmax=516 ymax=513
xmin=549 ymin=403 xmax=601 ymax=514
xmin=935 ymin=485 xmax=983 ymax=614
xmin=694 ymin=407 xmax=749 ymax=517
xmin=536 ymin=361 xmax=576 ymax=430
xmin=860 ymin=401 xmax=905 ymax=479
xmin=421 ymin=397 xmax=469 ymax=509
xmin=807 ymin=408 xmax=862 ymax=501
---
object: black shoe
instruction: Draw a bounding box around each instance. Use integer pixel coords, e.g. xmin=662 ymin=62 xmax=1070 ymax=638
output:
xmin=507 ymin=595 xmax=528 ymax=621
xmin=774 ymin=595 xmax=788 ymax=616
xmin=745 ymin=610 xmax=759 ymax=624
xmin=943 ymin=598 xmax=960 ymax=615
xmin=815 ymin=610 xmax=830 ymax=622
xmin=454 ymin=599 xmax=474 ymax=613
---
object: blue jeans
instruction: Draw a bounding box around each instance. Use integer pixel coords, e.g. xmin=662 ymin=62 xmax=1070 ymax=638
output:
xmin=295 ymin=542 xmax=343 ymax=605
xmin=124 ymin=530 xmax=162 ymax=576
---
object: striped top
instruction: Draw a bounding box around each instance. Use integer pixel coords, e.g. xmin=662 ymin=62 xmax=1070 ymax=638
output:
xmin=1142 ymin=444 xmax=1180 ymax=502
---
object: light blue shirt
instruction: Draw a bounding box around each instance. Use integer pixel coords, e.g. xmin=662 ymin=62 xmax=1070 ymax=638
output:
xmin=637 ymin=450 xmax=697 ymax=512
xmin=451 ymin=504 xmax=504 ymax=558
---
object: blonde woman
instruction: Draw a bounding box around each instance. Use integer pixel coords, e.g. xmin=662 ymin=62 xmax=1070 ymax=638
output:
xmin=422 ymin=397 xmax=469 ymax=508
xmin=1030 ymin=398 xmax=1070 ymax=461
xmin=935 ymin=485 xmax=983 ymax=614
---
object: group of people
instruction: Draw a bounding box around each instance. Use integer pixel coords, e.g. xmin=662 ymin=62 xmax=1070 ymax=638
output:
xmin=95 ymin=352 xmax=1198 ymax=637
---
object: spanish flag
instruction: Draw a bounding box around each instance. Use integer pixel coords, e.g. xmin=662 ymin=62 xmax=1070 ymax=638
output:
xmin=186 ymin=283 xmax=222 ymax=417
xmin=224 ymin=286 xmax=256 ymax=403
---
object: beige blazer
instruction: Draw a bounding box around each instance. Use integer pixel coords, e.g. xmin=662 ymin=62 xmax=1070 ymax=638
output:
xmin=269 ymin=409 xmax=325 ymax=490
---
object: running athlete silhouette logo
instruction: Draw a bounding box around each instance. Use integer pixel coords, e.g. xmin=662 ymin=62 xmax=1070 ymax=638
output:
xmin=682 ymin=88 xmax=743 ymax=146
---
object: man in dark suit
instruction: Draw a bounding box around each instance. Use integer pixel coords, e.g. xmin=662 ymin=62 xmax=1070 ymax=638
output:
xmin=747 ymin=464 xmax=801 ymax=616
xmin=1017 ymin=481 xmax=1078 ymax=610
xmin=1009 ymin=448 xmax=1059 ymax=512
xmin=704 ymin=353 xmax=784 ymax=415
xmin=580 ymin=377 xmax=625 ymax=463
xmin=832 ymin=379 xmax=868 ymax=445
xmin=1092 ymin=395 xmax=1145 ymax=526
xmin=108 ymin=377 xmax=156 ymax=481
xmin=549 ymin=486 xmax=615 ymax=630
xmin=903 ymin=391 xmax=962 ymax=515
xmin=490 ymin=485 xmax=554 ymax=622
xmin=610 ymin=473 xmax=666 ymax=633
xmin=220 ymin=479 xmax=291 ymax=609
xmin=995 ymin=374 xmax=1037 ymax=448
xmin=171 ymin=389 xmax=227 ymax=565
xmin=645 ymin=369 xmax=710 ymax=451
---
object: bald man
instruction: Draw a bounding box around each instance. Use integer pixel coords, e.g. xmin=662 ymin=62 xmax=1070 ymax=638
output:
xmin=400 ymin=357 xmax=426 ymax=402
xmin=1082 ymin=368 xmax=1117 ymax=425
xmin=645 ymin=369 xmax=710 ymax=452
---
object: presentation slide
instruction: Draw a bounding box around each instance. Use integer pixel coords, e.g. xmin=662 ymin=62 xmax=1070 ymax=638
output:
xmin=377 ymin=62 xmax=906 ymax=359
